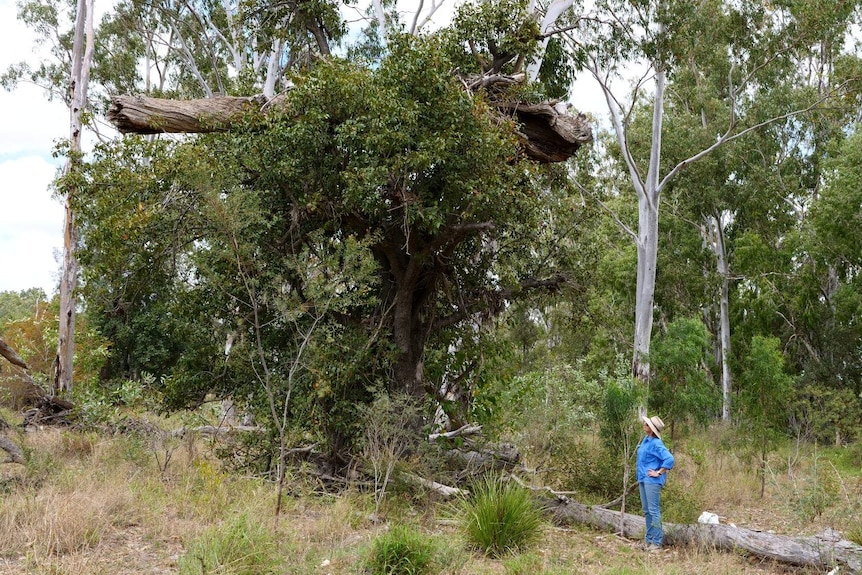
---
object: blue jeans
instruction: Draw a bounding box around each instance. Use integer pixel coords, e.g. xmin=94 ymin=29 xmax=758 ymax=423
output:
xmin=639 ymin=482 xmax=663 ymax=545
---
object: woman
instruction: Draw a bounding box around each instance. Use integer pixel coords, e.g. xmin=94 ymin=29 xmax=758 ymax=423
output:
xmin=636 ymin=415 xmax=674 ymax=551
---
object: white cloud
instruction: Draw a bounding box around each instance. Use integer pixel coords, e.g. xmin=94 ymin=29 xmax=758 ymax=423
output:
xmin=0 ymin=156 xmax=65 ymax=295
xmin=0 ymin=0 xmax=68 ymax=296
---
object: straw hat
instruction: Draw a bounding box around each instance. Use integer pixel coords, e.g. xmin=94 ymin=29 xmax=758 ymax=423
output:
xmin=642 ymin=415 xmax=665 ymax=438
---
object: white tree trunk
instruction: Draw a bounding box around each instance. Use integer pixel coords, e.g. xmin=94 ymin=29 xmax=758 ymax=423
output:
xmin=707 ymin=214 xmax=733 ymax=422
xmin=55 ymin=0 xmax=94 ymax=394
xmin=633 ymin=194 xmax=659 ymax=384
xmin=525 ymin=0 xmax=574 ymax=82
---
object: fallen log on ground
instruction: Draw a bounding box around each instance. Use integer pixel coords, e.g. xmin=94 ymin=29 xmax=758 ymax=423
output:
xmin=546 ymin=494 xmax=862 ymax=573
xmin=0 ymin=434 xmax=24 ymax=464
xmin=0 ymin=336 xmax=29 ymax=370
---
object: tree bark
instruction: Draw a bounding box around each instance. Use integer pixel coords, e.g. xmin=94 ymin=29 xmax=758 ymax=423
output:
xmin=107 ymin=95 xmax=592 ymax=164
xmin=707 ymin=214 xmax=733 ymax=422
xmin=55 ymin=0 xmax=95 ymax=394
xmin=0 ymin=435 xmax=24 ymax=464
xmin=547 ymin=495 xmax=862 ymax=573
xmin=0 ymin=336 xmax=29 ymax=370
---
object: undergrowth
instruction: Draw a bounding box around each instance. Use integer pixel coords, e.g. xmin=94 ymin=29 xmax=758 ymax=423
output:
xmin=0 ymin=419 xmax=858 ymax=574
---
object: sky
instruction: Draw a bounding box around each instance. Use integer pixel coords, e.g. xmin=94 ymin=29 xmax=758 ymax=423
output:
xmin=0 ymin=0 xmax=68 ymax=296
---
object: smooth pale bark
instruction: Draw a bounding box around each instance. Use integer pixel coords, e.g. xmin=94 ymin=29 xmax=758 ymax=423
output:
xmin=706 ymin=214 xmax=733 ymax=422
xmin=525 ymin=0 xmax=575 ymax=82
xmin=55 ymin=0 xmax=94 ymax=394
xmin=594 ymin=63 xmax=666 ymax=385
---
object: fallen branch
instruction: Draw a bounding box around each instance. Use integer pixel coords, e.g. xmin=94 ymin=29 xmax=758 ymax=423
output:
xmin=0 ymin=336 xmax=29 ymax=370
xmin=0 ymin=434 xmax=24 ymax=464
xmin=404 ymin=474 xmax=466 ymax=498
xmin=428 ymin=423 xmax=483 ymax=441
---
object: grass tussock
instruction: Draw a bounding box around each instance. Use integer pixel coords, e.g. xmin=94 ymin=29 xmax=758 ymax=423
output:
xmin=177 ymin=513 xmax=286 ymax=575
xmin=363 ymin=524 xmax=440 ymax=575
xmin=458 ymin=475 xmax=545 ymax=558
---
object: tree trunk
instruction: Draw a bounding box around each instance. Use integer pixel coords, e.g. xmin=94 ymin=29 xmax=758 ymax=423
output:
xmin=55 ymin=0 xmax=95 ymax=394
xmin=633 ymin=193 xmax=659 ymax=386
xmin=708 ymin=214 xmax=734 ymax=422
xmin=107 ymin=95 xmax=592 ymax=164
xmin=547 ymin=496 xmax=862 ymax=573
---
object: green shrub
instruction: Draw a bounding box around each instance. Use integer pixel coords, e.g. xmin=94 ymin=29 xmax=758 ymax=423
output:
xmin=458 ymin=475 xmax=545 ymax=558
xmin=364 ymin=524 xmax=438 ymax=575
xmin=177 ymin=513 xmax=283 ymax=575
xmin=661 ymin=481 xmax=702 ymax=524
xmin=556 ymin=440 xmax=626 ymax=503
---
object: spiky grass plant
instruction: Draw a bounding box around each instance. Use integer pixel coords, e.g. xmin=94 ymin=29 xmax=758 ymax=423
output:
xmin=177 ymin=513 xmax=284 ymax=575
xmin=458 ymin=475 xmax=545 ymax=558
xmin=364 ymin=524 xmax=438 ymax=575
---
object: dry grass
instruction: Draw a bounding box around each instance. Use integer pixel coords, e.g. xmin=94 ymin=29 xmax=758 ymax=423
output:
xmin=0 ymin=421 xmax=857 ymax=575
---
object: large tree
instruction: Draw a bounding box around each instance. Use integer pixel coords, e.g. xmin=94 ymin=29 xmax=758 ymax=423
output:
xmin=77 ymin=17 xmax=591 ymax=459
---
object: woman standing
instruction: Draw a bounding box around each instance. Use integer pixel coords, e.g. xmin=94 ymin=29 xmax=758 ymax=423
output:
xmin=636 ymin=415 xmax=674 ymax=551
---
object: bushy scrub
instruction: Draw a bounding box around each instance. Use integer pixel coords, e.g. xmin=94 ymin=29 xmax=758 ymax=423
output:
xmin=364 ymin=524 xmax=439 ymax=575
xmin=458 ymin=475 xmax=545 ymax=558
xmin=482 ymin=364 xmax=602 ymax=462
xmin=661 ymin=481 xmax=703 ymax=524
xmin=177 ymin=513 xmax=283 ymax=575
xmin=556 ymin=439 xmax=626 ymax=503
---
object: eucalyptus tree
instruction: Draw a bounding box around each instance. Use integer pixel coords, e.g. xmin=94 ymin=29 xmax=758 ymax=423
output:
xmin=556 ymin=0 xmax=858 ymax=395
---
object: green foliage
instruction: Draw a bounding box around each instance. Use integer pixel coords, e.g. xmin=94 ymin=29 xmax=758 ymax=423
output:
xmin=0 ymin=289 xmax=48 ymax=325
xmin=738 ymin=335 xmax=794 ymax=495
xmin=556 ymin=439 xmax=627 ymax=503
xmin=483 ymin=363 xmax=601 ymax=459
xmin=537 ymin=38 xmax=577 ymax=99
xmin=599 ymin=358 xmax=644 ymax=456
xmin=793 ymin=384 xmax=862 ymax=445
xmin=177 ymin=513 xmax=284 ymax=575
xmin=661 ymin=480 xmax=703 ymax=524
xmin=446 ymin=0 xmax=540 ymax=74
xmin=650 ymin=317 xmax=718 ymax=428
xmin=457 ymin=475 xmax=545 ymax=558
xmin=739 ymin=335 xmax=793 ymax=435
xmin=364 ymin=524 xmax=440 ymax=575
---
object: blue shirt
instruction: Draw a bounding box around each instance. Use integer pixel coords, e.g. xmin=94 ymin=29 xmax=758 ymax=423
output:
xmin=636 ymin=435 xmax=675 ymax=486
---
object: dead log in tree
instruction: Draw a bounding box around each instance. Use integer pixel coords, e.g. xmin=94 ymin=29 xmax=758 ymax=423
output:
xmin=546 ymin=495 xmax=862 ymax=573
xmin=107 ymin=92 xmax=592 ymax=164
xmin=107 ymin=95 xmax=265 ymax=134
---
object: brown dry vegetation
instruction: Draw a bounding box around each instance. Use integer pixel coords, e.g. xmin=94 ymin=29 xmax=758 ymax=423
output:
xmin=0 ymin=417 xmax=859 ymax=575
